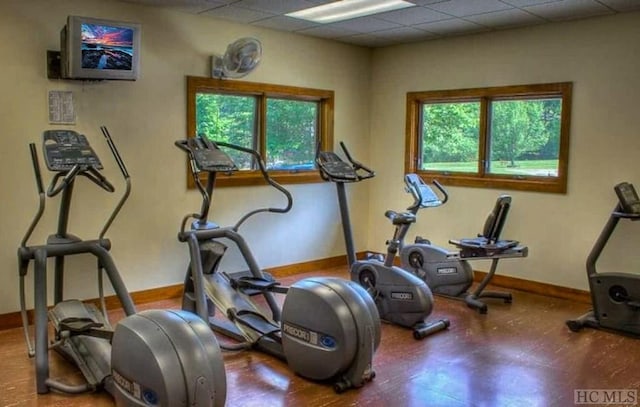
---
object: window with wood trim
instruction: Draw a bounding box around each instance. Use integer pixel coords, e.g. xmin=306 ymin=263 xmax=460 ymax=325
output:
xmin=405 ymin=82 xmax=572 ymax=193
xmin=187 ymin=76 xmax=334 ymax=187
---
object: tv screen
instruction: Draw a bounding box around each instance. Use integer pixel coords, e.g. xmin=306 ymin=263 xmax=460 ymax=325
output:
xmin=62 ymin=16 xmax=141 ymax=80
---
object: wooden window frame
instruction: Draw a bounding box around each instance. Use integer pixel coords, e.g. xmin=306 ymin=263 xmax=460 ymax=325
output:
xmin=187 ymin=76 xmax=334 ymax=188
xmin=405 ymin=82 xmax=572 ymax=193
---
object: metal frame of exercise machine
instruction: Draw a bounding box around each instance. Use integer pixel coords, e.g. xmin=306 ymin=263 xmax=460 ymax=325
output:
xmin=17 ymin=128 xmax=227 ymax=406
xmin=176 ymin=136 xmax=381 ymax=393
xmin=398 ymin=174 xmax=528 ymax=314
xmin=316 ymin=142 xmax=450 ymax=339
xmin=567 ymin=181 xmax=640 ymax=336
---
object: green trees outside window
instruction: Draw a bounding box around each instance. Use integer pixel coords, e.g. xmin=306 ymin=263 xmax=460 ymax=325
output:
xmin=196 ymin=93 xmax=256 ymax=169
xmin=187 ymin=76 xmax=334 ymax=187
xmin=488 ymin=98 xmax=562 ymax=177
xmin=421 ymin=102 xmax=480 ymax=172
xmin=266 ymin=99 xmax=318 ymax=171
xmin=407 ymin=82 xmax=572 ymax=193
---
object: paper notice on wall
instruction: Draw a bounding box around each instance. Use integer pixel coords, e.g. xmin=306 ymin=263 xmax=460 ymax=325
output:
xmin=48 ymin=90 xmax=75 ymax=124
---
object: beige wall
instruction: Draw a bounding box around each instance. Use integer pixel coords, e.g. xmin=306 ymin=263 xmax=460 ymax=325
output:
xmin=1 ymin=0 xmax=638 ymax=315
xmin=0 ymin=0 xmax=372 ymax=314
xmin=368 ymin=12 xmax=640 ymax=290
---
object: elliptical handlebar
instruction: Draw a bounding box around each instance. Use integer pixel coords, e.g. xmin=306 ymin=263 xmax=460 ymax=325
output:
xmin=21 ymin=144 xmax=46 ymax=248
xmin=339 ymin=142 xmax=375 ymax=181
xmin=30 ymin=144 xmax=45 ymax=196
xmin=98 ymin=126 xmax=131 ymax=239
xmin=101 ymin=126 xmax=130 ymax=179
xmin=46 ymin=164 xmax=82 ymax=197
xmin=405 ymin=174 xmax=448 ymax=212
xmin=213 ymin=141 xmax=293 ymax=230
xmin=176 ymin=137 xmax=293 ymax=234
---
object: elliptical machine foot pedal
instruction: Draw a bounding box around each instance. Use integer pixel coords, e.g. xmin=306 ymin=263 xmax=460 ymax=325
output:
xmin=49 ymin=299 xmax=111 ymax=331
xmin=229 ymin=275 xmax=286 ymax=295
xmin=48 ymin=300 xmax=114 ymax=390
xmin=226 ymin=270 xmax=278 ymax=296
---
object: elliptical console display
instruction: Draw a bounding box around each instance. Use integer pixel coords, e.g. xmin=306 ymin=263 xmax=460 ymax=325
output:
xmin=43 ymin=130 xmax=103 ymax=170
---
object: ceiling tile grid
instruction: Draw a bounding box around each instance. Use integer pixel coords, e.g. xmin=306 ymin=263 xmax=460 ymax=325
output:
xmin=119 ymin=0 xmax=640 ymax=47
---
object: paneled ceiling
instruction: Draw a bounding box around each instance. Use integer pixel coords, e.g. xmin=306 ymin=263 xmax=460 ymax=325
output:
xmin=118 ymin=0 xmax=640 ymax=47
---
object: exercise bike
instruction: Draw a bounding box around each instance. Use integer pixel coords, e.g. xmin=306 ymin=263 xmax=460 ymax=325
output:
xmin=399 ymin=174 xmax=528 ymax=314
xmin=316 ymin=142 xmax=449 ymax=340
xmin=566 ymin=181 xmax=640 ymax=337
xmin=175 ymin=135 xmax=380 ymax=393
xmin=17 ymin=128 xmax=227 ymax=406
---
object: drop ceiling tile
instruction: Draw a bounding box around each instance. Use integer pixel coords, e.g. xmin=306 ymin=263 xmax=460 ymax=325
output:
xmin=375 ymin=26 xmax=439 ymax=41
xmin=466 ymin=7 xmax=547 ymax=28
xmin=252 ymin=15 xmax=319 ymax=31
xmin=500 ymin=0 xmax=565 ymax=7
xmin=411 ymin=0 xmax=454 ymax=5
xmin=415 ymin=18 xmax=490 ymax=35
xmin=123 ymin=0 xmax=226 ymax=13
xmin=426 ymin=0 xmax=514 ymax=17
xmin=596 ymin=0 xmax=640 ymax=11
xmin=339 ymin=33 xmax=398 ymax=47
xmin=233 ymin=0 xmax=317 ymax=14
xmin=377 ymin=5 xmax=452 ymax=25
xmin=200 ymin=4 xmax=276 ymax=23
xmin=328 ymin=16 xmax=403 ymax=33
xmin=524 ymin=0 xmax=615 ymax=21
xmin=298 ymin=24 xmax=360 ymax=39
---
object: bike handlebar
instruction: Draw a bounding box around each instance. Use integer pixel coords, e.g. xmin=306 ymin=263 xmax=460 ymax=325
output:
xmin=405 ymin=174 xmax=448 ymax=212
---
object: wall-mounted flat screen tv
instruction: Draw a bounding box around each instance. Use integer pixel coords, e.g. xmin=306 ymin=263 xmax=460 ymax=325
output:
xmin=61 ymin=15 xmax=141 ymax=80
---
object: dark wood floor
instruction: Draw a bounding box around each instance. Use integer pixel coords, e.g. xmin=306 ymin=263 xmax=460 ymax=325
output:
xmin=1 ymin=267 xmax=639 ymax=407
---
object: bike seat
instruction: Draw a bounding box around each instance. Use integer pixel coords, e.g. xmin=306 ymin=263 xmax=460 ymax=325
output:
xmin=385 ymin=210 xmax=416 ymax=225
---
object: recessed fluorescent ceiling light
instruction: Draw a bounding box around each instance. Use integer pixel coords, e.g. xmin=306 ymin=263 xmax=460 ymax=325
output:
xmin=287 ymin=0 xmax=415 ymax=24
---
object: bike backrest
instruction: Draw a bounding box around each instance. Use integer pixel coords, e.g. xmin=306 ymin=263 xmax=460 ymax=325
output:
xmin=480 ymin=195 xmax=512 ymax=243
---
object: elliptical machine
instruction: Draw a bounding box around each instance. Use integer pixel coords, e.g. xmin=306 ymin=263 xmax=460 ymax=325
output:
xmin=567 ymin=182 xmax=640 ymax=336
xmin=175 ymin=135 xmax=380 ymax=393
xmin=17 ymin=128 xmax=227 ymax=406
xmin=316 ymin=142 xmax=449 ymax=340
xmin=399 ymin=174 xmax=528 ymax=314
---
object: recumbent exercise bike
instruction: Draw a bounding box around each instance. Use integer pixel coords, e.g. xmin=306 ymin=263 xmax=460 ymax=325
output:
xmin=176 ymin=135 xmax=381 ymax=393
xmin=400 ymin=173 xmax=529 ymax=314
xmin=399 ymin=174 xmax=529 ymax=314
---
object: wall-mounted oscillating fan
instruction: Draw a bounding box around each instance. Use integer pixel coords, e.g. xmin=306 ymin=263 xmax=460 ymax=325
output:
xmin=211 ymin=37 xmax=262 ymax=79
